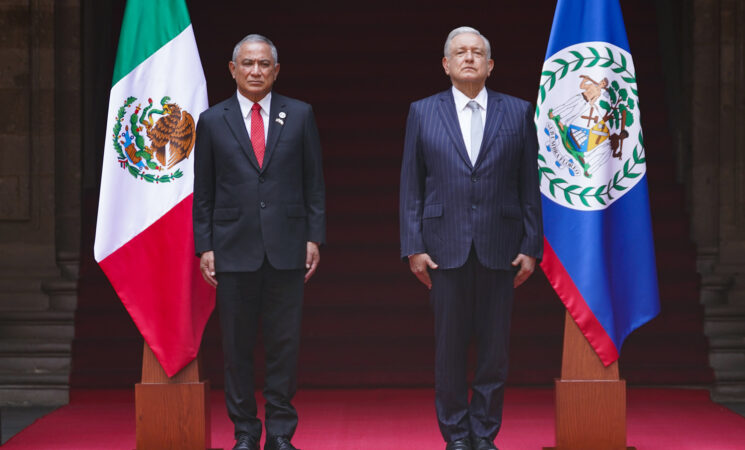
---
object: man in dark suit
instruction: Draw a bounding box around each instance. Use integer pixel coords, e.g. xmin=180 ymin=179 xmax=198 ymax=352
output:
xmin=399 ymin=27 xmax=542 ymax=450
xmin=193 ymin=34 xmax=325 ymax=450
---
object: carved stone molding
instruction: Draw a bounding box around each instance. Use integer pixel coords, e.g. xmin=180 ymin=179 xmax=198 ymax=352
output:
xmin=0 ymin=0 xmax=81 ymax=407
xmin=687 ymin=0 xmax=745 ymax=402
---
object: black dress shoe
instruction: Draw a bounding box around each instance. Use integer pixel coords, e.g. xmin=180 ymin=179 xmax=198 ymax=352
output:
xmin=233 ymin=433 xmax=259 ymax=450
xmin=471 ymin=437 xmax=498 ymax=450
xmin=265 ymin=436 xmax=301 ymax=450
xmin=445 ymin=438 xmax=473 ymax=450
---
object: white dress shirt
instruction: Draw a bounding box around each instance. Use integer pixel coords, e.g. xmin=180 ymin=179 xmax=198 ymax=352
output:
xmin=236 ymin=90 xmax=271 ymax=142
xmin=452 ymin=86 xmax=487 ymax=161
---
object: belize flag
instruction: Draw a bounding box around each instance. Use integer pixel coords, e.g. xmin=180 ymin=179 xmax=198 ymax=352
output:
xmin=94 ymin=0 xmax=214 ymax=377
xmin=535 ymin=0 xmax=660 ymax=365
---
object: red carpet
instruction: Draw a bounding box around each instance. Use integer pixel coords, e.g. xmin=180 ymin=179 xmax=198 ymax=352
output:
xmin=3 ymin=388 xmax=744 ymax=449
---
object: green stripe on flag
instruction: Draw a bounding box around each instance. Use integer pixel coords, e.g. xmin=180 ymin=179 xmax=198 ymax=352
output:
xmin=112 ymin=0 xmax=192 ymax=86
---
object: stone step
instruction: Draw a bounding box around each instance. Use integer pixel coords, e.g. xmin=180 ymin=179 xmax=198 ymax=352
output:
xmin=0 ymin=311 xmax=75 ymax=339
xmin=0 ymin=372 xmax=70 ymax=386
xmin=0 ymin=339 xmax=71 ymax=354
xmin=708 ymin=335 xmax=745 ymax=349
xmin=0 ymin=338 xmax=73 ymax=406
xmin=0 ymin=386 xmax=69 ymax=407
xmin=0 ymin=354 xmax=71 ymax=374
xmin=40 ymin=279 xmax=78 ymax=312
xmin=0 ymin=339 xmax=73 ymax=386
xmin=0 ymin=270 xmax=76 ymax=406
xmin=0 ymin=278 xmax=50 ymax=311
xmin=705 ymin=305 xmax=745 ymax=336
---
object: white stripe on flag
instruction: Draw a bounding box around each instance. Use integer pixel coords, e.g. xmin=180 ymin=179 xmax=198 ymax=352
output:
xmin=95 ymin=25 xmax=208 ymax=262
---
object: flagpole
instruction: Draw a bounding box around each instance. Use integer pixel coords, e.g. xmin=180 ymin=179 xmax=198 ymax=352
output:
xmin=135 ymin=343 xmax=221 ymax=450
xmin=536 ymin=0 xmax=659 ymax=446
xmin=543 ymin=311 xmax=634 ymax=450
xmin=95 ymin=0 xmax=216 ymax=446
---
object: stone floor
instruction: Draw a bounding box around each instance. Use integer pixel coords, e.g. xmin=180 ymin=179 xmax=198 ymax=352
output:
xmin=722 ymin=402 xmax=745 ymax=418
xmin=0 ymin=406 xmax=58 ymax=445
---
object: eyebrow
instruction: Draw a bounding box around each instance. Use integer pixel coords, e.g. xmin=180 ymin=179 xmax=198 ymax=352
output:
xmin=455 ymin=46 xmax=484 ymax=52
xmin=241 ymin=58 xmax=272 ymax=63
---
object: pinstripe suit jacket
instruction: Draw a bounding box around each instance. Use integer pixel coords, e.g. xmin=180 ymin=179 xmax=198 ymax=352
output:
xmin=399 ymin=88 xmax=543 ymax=270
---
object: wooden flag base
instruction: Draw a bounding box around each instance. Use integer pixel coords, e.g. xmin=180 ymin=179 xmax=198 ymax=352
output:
xmin=135 ymin=343 xmax=222 ymax=450
xmin=544 ymin=312 xmax=635 ymax=450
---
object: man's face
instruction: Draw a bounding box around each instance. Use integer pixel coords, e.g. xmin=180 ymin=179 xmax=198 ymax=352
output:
xmin=442 ymin=33 xmax=493 ymax=88
xmin=229 ymin=41 xmax=280 ymax=101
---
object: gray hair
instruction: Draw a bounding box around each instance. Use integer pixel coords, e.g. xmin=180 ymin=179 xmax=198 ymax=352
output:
xmin=444 ymin=26 xmax=491 ymax=59
xmin=232 ymin=34 xmax=279 ymax=64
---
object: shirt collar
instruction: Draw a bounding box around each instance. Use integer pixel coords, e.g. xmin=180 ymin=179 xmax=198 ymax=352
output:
xmin=236 ymin=90 xmax=272 ymax=118
xmin=451 ymin=86 xmax=487 ymax=112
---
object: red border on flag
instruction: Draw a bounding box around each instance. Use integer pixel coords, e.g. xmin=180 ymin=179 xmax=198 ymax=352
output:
xmin=540 ymin=237 xmax=619 ymax=366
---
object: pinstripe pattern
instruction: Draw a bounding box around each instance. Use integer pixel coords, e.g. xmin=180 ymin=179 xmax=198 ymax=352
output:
xmin=399 ymin=89 xmax=543 ymax=270
xmin=399 ymin=88 xmax=543 ymax=444
xmin=430 ymin=250 xmax=514 ymax=441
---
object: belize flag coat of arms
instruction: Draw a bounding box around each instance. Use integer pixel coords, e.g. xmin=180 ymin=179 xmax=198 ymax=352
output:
xmin=535 ymin=0 xmax=660 ymax=365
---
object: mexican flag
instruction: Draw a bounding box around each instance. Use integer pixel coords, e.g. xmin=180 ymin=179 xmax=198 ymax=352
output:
xmin=94 ymin=0 xmax=213 ymax=377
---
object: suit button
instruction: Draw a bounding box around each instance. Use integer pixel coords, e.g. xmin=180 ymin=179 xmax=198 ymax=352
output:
xmin=471 ymin=176 xmax=478 ymax=183
xmin=471 ymin=204 xmax=477 ymax=210
xmin=258 ymin=176 xmax=265 ymax=183
xmin=260 ymin=201 xmax=266 ymax=208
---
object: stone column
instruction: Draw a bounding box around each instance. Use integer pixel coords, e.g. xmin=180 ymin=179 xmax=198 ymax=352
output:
xmin=0 ymin=0 xmax=81 ymax=406
xmin=54 ymin=0 xmax=82 ymax=282
xmin=689 ymin=0 xmax=745 ymax=402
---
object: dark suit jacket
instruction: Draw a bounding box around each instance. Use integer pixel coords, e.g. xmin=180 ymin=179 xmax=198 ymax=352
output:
xmin=399 ymin=88 xmax=542 ymax=270
xmin=193 ymin=92 xmax=325 ymax=272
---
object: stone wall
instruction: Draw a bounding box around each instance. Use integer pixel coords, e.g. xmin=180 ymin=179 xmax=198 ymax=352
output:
xmin=685 ymin=0 xmax=745 ymax=402
xmin=0 ymin=0 xmax=80 ymax=406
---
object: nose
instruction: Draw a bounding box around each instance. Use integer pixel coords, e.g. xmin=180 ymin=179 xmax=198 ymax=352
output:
xmin=249 ymin=62 xmax=262 ymax=76
xmin=464 ymin=50 xmax=475 ymax=61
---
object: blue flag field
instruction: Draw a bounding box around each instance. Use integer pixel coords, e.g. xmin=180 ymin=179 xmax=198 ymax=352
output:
xmin=535 ymin=0 xmax=661 ymax=365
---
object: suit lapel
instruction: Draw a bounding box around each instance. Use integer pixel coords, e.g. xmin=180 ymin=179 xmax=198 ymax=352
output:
xmin=437 ymin=90 xmax=472 ymax=169
xmin=261 ymin=93 xmax=286 ymax=172
xmin=222 ymin=94 xmax=261 ymax=171
xmin=474 ymin=89 xmax=505 ymax=170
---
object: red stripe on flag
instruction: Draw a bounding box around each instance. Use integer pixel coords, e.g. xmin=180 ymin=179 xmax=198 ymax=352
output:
xmin=540 ymin=237 xmax=619 ymax=366
xmin=98 ymin=194 xmax=215 ymax=377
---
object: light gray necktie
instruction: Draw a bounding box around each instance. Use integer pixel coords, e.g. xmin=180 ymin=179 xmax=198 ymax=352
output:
xmin=467 ymin=100 xmax=483 ymax=164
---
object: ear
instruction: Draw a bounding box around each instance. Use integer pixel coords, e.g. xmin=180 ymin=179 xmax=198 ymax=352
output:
xmin=442 ymin=57 xmax=450 ymax=76
xmin=487 ymin=58 xmax=494 ymax=77
xmin=228 ymin=60 xmax=236 ymax=79
xmin=274 ymin=63 xmax=280 ymax=80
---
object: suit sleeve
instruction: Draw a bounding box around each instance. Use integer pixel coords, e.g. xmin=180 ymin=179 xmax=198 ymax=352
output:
xmin=192 ymin=113 xmax=215 ymax=256
xmin=518 ymin=103 xmax=544 ymax=259
xmin=399 ymin=102 xmax=427 ymax=260
xmin=302 ymin=105 xmax=326 ymax=245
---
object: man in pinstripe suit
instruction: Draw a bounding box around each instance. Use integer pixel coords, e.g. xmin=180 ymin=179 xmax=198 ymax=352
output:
xmin=399 ymin=27 xmax=543 ymax=450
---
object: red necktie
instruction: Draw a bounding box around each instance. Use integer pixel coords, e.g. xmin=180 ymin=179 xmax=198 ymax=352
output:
xmin=250 ymin=103 xmax=265 ymax=167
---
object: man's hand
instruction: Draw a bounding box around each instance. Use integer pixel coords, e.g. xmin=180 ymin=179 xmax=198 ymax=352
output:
xmin=408 ymin=253 xmax=439 ymax=289
xmin=511 ymin=253 xmax=536 ymax=288
xmin=199 ymin=251 xmax=217 ymax=288
xmin=305 ymin=241 xmax=320 ymax=283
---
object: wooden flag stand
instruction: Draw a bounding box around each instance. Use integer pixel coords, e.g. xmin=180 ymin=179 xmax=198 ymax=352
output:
xmin=135 ymin=343 xmax=221 ymax=450
xmin=544 ymin=311 xmax=634 ymax=450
